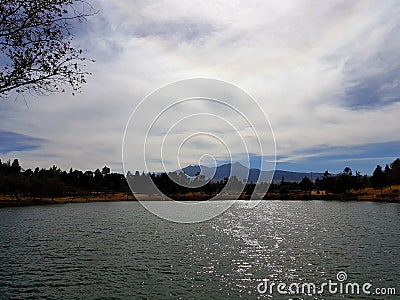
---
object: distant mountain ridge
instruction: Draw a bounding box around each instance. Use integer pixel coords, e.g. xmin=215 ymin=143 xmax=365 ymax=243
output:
xmin=180 ymin=163 xmax=324 ymax=183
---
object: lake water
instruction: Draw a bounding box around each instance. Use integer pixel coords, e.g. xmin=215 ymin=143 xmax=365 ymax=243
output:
xmin=0 ymin=201 xmax=399 ymax=299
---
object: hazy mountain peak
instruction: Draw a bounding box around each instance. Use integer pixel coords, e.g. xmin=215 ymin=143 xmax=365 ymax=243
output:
xmin=179 ymin=162 xmax=324 ymax=183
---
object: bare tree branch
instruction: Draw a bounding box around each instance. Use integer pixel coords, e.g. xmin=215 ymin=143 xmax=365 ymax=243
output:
xmin=0 ymin=0 xmax=96 ymax=98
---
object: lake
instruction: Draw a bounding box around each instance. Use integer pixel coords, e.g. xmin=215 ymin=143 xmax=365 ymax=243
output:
xmin=0 ymin=201 xmax=399 ymax=299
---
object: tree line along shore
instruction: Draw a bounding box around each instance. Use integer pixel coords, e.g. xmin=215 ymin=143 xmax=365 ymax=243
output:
xmin=0 ymin=158 xmax=399 ymax=207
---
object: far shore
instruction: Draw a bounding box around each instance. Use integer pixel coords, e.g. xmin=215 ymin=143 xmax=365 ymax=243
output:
xmin=0 ymin=192 xmax=136 ymax=208
xmin=1 ymin=186 xmax=399 ymax=208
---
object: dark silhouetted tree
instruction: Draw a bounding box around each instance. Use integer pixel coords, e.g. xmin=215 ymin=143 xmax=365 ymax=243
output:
xmin=318 ymin=170 xmax=336 ymax=193
xmin=354 ymin=171 xmax=364 ymax=192
xmin=10 ymin=158 xmax=21 ymax=174
xmin=299 ymin=176 xmax=314 ymax=195
xmin=390 ymin=158 xmax=400 ymax=185
xmin=371 ymin=165 xmax=386 ymax=194
xmin=101 ymin=166 xmax=110 ymax=176
xmin=335 ymin=167 xmax=357 ymax=195
xmin=384 ymin=164 xmax=392 ymax=190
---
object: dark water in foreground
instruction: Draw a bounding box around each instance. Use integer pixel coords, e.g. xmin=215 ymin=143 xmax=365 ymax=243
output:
xmin=0 ymin=201 xmax=399 ymax=299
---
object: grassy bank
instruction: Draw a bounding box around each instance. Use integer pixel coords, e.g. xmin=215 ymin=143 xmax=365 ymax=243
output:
xmin=1 ymin=186 xmax=400 ymax=208
xmin=0 ymin=192 xmax=136 ymax=208
xmin=262 ymin=185 xmax=400 ymax=202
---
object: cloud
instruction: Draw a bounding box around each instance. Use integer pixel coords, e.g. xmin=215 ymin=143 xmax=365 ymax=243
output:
xmin=1 ymin=0 xmax=399 ymax=173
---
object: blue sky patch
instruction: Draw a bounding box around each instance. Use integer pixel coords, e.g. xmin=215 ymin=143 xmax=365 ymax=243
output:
xmin=0 ymin=130 xmax=44 ymax=154
xmin=276 ymin=141 xmax=400 ymax=174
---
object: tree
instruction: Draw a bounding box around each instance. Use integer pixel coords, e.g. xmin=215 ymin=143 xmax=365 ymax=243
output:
xmin=10 ymin=158 xmax=21 ymax=174
xmin=390 ymin=158 xmax=400 ymax=185
xmin=384 ymin=164 xmax=392 ymax=187
xmin=101 ymin=166 xmax=110 ymax=176
xmin=299 ymin=176 xmax=314 ymax=195
xmin=343 ymin=167 xmax=352 ymax=176
xmin=319 ymin=170 xmax=336 ymax=193
xmin=0 ymin=0 xmax=96 ymax=97
xmin=354 ymin=171 xmax=363 ymax=192
xmin=335 ymin=167 xmax=356 ymax=195
xmin=371 ymin=165 xmax=386 ymax=194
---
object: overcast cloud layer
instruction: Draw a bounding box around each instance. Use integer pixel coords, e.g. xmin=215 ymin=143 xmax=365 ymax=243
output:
xmin=1 ymin=0 xmax=399 ymax=174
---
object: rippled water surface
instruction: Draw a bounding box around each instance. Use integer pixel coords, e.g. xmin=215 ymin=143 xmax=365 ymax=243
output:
xmin=0 ymin=201 xmax=399 ymax=299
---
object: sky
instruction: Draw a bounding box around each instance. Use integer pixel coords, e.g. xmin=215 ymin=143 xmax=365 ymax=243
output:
xmin=1 ymin=0 xmax=400 ymax=175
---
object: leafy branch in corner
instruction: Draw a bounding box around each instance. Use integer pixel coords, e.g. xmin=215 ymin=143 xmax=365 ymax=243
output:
xmin=0 ymin=0 xmax=97 ymax=98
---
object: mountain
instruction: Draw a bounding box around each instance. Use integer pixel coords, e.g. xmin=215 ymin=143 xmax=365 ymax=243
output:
xmin=180 ymin=163 xmax=324 ymax=183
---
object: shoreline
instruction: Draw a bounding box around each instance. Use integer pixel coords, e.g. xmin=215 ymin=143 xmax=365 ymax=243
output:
xmin=0 ymin=193 xmax=136 ymax=208
xmin=0 ymin=190 xmax=399 ymax=208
